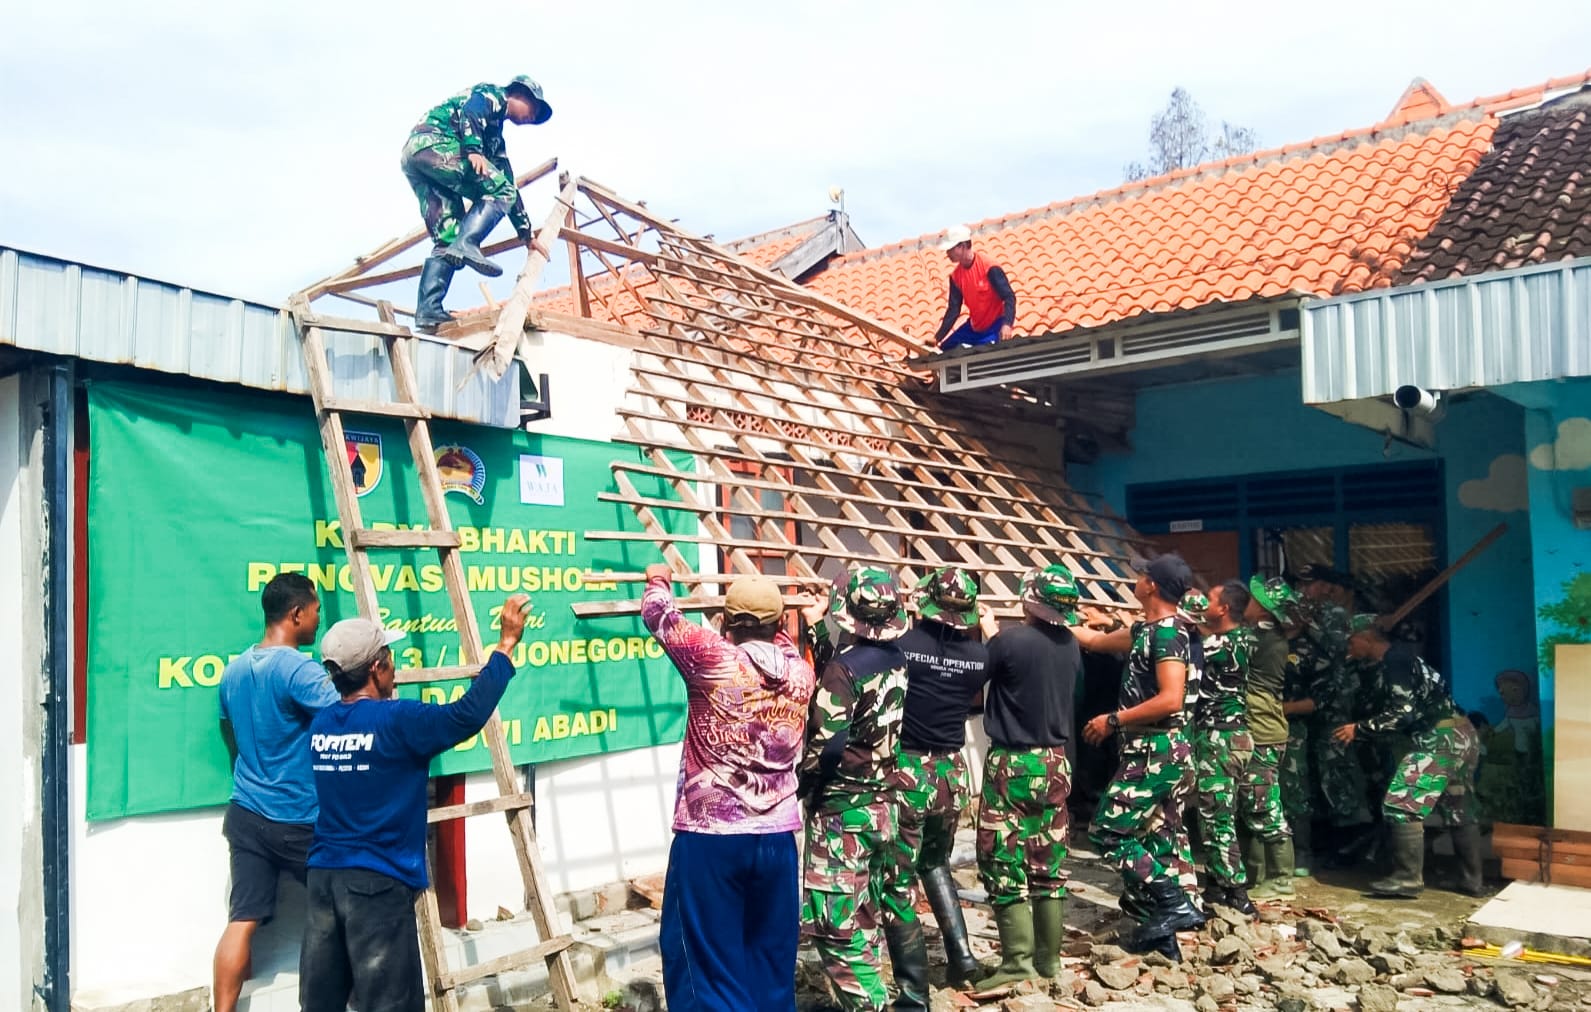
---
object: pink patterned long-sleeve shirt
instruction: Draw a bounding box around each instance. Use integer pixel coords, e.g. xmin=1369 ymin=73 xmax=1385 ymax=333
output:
xmin=642 ymin=577 xmax=815 ymax=834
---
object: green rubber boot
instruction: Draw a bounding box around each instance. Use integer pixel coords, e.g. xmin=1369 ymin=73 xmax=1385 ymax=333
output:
xmin=1250 ymin=838 xmax=1296 ymax=899
xmin=979 ymin=900 xmax=1038 ymax=988
xmin=1032 ymin=896 xmax=1065 ymax=979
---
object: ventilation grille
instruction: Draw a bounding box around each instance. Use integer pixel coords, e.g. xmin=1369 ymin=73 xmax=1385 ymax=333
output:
xmin=1128 ymin=462 xmax=1442 ymax=530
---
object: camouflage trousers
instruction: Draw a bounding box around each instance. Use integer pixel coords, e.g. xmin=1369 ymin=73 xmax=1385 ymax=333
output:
xmin=1090 ymin=731 xmax=1192 ymax=888
xmin=1194 ymin=727 xmax=1254 ymax=887
xmin=1383 ymin=720 xmax=1480 ymax=827
xmin=881 ymin=749 xmax=970 ymax=924
xmin=1237 ymin=742 xmax=1290 ymax=842
xmin=977 ymin=746 xmax=1071 ymax=906
xmin=1312 ymin=733 xmax=1372 ymax=827
xmin=400 ymin=131 xmax=519 ymax=252
xmin=803 ymin=801 xmax=897 ymax=1011
xmin=1280 ymin=719 xmax=1313 ymax=830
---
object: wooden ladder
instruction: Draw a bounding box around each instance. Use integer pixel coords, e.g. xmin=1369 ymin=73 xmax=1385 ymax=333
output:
xmin=287 ymin=297 xmax=579 ymax=1011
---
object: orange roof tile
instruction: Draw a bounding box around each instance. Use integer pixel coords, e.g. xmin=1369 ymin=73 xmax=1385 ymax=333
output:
xmin=802 ymin=68 xmax=1591 ymax=348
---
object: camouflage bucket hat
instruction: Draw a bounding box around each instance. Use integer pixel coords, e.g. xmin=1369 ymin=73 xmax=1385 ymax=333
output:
xmin=916 ymin=566 xmax=979 ymax=629
xmin=1249 ymin=574 xmax=1300 ymax=624
xmin=506 ymin=74 xmax=553 ymax=123
xmin=1021 ymin=564 xmax=1080 ymax=626
xmin=1349 ymin=612 xmax=1382 ymax=634
xmin=1178 ymin=589 xmax=1210 ymax=624
xmin=830 ymin=565 xmax=908 ymax=641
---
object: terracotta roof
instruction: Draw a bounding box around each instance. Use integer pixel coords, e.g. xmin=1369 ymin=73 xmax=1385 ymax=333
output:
xmin=801 ymin=68 xmax=1591 ymax=347
xmin=1400 ymin=85 xmax=1591 ymax=282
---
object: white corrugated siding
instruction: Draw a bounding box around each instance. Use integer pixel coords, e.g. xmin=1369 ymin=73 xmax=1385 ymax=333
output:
xmin=0 ymin=246 xmax=520 ymax=426
xmin=1301 ymin=255 xmax=1591 ymax=403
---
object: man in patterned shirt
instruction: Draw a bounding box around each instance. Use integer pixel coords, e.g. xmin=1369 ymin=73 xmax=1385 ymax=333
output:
xmin=1077 ymin=554 xmax=1205 ymax=960
xmin=641 ymin=563 xmax=816 ymax=1012
xmin=1192 ymin=580 xmax=1259 ymax=916
xmin=1335 ymin=616 xmax=1482 ymax=898
xmin=799 ymin=567 xmax=910 ymax=1011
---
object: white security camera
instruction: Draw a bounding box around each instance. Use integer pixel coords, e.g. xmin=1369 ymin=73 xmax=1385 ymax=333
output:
xmin=1393 ymin=385 xmax=1443 ymax=417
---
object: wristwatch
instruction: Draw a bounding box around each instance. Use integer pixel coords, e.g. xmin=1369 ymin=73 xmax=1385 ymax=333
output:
xmin=1106 ymin=711 xmax=1120 ymax=731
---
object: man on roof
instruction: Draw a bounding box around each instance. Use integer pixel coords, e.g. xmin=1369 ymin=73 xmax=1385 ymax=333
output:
xmin=401 ymin=75 xmax=554 ymax=334
xmin=930 ymin=225 xmax=1017 ymax=351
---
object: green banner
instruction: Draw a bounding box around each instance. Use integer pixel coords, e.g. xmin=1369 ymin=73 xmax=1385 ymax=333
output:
xmin=86 ymin=380 xmax=692 ymax=821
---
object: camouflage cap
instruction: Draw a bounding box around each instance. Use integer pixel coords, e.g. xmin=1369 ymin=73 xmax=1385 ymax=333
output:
xmin=830 ymin=565 xmax=908 ymax=641
xmin=1021 ymin=564 xmax=1080 ymax=626
xmin=1248 ymin=574 xmax=1300 ymax=624
xmin=1178 ymin=589 xmax=1210 ymax=624
xmin=1349 ymin=612 xmax=1383 ymax=634
xmin=916 ymin=566 xmax=979 ymax=629
xmin=505 ymin=75 xmax=553 ymax=123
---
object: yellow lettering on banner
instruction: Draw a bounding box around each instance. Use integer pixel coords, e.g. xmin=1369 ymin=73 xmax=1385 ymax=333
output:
xmin=482 ymin=527 xmax=505 ymax=553
xmin=306 ymin=563 xmax=336 ymax=592
xmin=506 ymin=528 xmax=527 ymax=554
xmin=526 ymin=641 xmax=548 ymax=666
xmin=247 ymin=562 xmax=276 ymax=591
xmin=590 ymin=710 xmax=609 ymax=734
xmin=371 ymin=565 xmax=393 ymax=592
xmin=279 ymin=562 xmax=306 ymax=576
xmin=315 ymin=519 xmax=343 ymax=549
xmin=395 ymin=567 xmax=420 ymax=593
xmin=421 ymin=687 xmax=446 ymax=704
xmin=159 ymin=657 xmax=193 ymax=688
xmin=467 ymin=567 xmax=496 ymax=594
xmin=526 ymin=530 xmax=548 ymax=554
xmin=193 ymin=655 xmax=225 ymax=687
xmin=570 ymin=639 xmax=587 ymax=664
xmin=552 ymin=714 xmax=570 ymax=738
xmin=570 ymin=711 xmax=588 ymax=736
xmin=458 ymin=526 xmax=479 ymax=552
xmin=533 ymin=716 xmax=551 ymax=742
xmin=549 ymin=640 xmax=570 ymax=665
xmin=420 ymin=565 xmax=443 ymax=593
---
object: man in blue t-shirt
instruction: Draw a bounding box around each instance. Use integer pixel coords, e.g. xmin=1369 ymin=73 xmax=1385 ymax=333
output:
xmin=212 ymin=573 xmax=338 ymax=1012
xmin=298 ymin=594 xmax=531 ymax=1012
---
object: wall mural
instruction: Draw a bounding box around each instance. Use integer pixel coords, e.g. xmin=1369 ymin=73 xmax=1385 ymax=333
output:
xmin=1457 ymin=453 xmax=1528 ymax=512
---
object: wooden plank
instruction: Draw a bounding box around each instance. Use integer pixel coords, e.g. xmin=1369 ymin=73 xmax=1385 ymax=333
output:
xmin=434 ymin=936 xmax=575 ymax=992
xmin=298 ymin=313 xmax=415 ymax=339
xmin=479 ymin=177 xmax=581 ymax=380
xmin=414 ymin=869 xmax=462 ymax=1012
xmin=349 ymin=527 xmax=462 ymax=550
xmin=322 ymin=397 xmax=430 ymax=420
xmin=393 ymin=664 xmax=481 ymax=685
xmin=428 ymin=791 xmax=536 ymax=824
xmin=564 ymin=207 xmax=590 ymax=318
xmin=1382 ymin=523 xmax=1507 ymax=628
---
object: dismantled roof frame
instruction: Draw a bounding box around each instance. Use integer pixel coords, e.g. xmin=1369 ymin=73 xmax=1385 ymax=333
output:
xmin=297 ymin=166 xmax=1151 ymax=616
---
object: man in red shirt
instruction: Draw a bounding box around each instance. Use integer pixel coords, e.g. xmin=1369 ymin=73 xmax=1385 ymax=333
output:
xmin=931 ymin=225 xmax=1017 ymax=351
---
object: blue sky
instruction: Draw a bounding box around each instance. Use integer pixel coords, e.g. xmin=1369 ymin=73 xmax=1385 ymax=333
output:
xmin=2 ymin=0 xmax=1588 ymax=303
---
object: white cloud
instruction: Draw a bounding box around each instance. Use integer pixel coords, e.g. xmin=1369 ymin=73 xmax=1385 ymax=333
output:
xmin=1459 ymin=454 xmax=1529 ymax=512
xmin=1529 ymin=417 xmax=1591 ymax=471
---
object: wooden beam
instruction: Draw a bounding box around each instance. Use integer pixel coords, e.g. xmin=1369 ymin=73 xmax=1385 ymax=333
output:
xmin=478 ymin=177 xmax=581 ymax=380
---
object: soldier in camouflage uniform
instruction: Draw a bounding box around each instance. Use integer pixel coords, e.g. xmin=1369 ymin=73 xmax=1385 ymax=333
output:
xmin=1280 ymin=606 xmax=1322 ymax=878
xmin=881 ymin=567 xmax=995 ymax=993
xmin=800 ymin=567 xmax=911 ymax=1011
xmin=1190 ymin=581 xmax=1259 ymax=915
xmin=400 ymin=76 xmax=553 ymax=333
xmin=1239 ymin=576 xmax=1298 ymax=900
xmin=1078 ymin=554 xmax=1205 ymax=961
xmin=975 ymin=565 xmax=1085 ymax=986
xmin=1295 ymin=566 xmax=1374 ymax=865
xmin=1337 ymin=616 xmax=1483 ymax=898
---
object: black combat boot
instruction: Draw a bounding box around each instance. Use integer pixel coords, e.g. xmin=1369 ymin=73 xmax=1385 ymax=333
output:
xmin=1222 ymin=883 xmax=1257 ymax=917
xmin=1119 ymin=877 xmax=1152 ymax=921
xmin=442 ymin=200 xmax=507 ymax=277
xmin=1127 ymin=879 xmax=1204 ymax=953
xmin=1368 ymin=822 xmax=1425 ymax=898
xmin=1450 ymin=823 xmax=1485 ymax=896
xmin=413 ymin=255 xmax=457 ymax=334
xmin=883 ymin=919 xmax=928 ymax=1010
xmin=921 ymin=866 xmax=984 ymax=987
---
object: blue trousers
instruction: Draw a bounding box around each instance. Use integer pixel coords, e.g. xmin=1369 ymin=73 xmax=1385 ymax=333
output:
xmin=660 ymin=830 xmax=799 ymax=1012
xmin=939 ymin=318 xmax=1002 ymax=350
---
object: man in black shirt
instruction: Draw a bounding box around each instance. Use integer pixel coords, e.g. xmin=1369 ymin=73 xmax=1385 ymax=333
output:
xmin=879 ymin=568 xmax=997 ymax=992
xmin=976 ymin=565 xmax=1083 ymax=987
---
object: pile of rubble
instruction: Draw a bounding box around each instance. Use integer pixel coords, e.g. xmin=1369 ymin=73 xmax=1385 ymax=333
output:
xmin=931 ymin=905 xmax=1589 ymax=1012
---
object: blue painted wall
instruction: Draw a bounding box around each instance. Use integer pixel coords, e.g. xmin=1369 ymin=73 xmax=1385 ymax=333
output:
xmin=1069 ymin=369 xmax=1536 ymax=716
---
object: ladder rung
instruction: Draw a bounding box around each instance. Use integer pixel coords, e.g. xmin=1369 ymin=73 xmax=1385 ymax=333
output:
xmin=350 ymin=528 xmax=461 ymax=550
xmin=394 ymin=664 xmax=482 ymax=685
xmin=301 ymin=312 xmax=414 ymax=339
xmin=322 ymin=396 xmax=430 ymax=420
xmin=428 ymin=791 xmax=535 ymax=824
xmin=434 ymin=935 xmax=575 ymax=992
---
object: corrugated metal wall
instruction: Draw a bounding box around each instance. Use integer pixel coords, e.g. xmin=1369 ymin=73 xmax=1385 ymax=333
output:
xmin=1301 ymin=255 xmax=1591 ymax=403
xmin=0 ymin=246 xmax=521 ymax=427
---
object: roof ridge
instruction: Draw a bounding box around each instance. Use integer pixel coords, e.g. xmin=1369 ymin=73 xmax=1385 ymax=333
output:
xmin=720 ymin=214 xmax=831 ymax=250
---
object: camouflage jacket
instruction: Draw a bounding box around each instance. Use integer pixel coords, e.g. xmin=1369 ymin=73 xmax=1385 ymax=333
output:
xmin=1359 ymin=642 xmax=1457 ymax=737
xmin=1297 ymin=602 xmax=1353 ymax=721
xmin=1196 ymin=624 xmax=1254 ymax=731
xmin=799 ymin=640 xmax=908 ymax=814
xmin=1120 ymin=616 xmax=1199 ymax=732
xmin=409 ymin=83 xmax=533 ymax=240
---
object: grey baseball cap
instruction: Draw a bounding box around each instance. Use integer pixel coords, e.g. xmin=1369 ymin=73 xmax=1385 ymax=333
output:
xmin=321 ymin=618 xmax=405 ymax=671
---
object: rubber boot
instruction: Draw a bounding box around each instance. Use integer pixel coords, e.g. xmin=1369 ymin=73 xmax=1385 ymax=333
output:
xmin=1368 ymin=821 xmax=1425 ymax=898
xmin=883 ymin=919 xmax=928 ymax=1010
xmin=978 ymin=900 xmax=1037 ymax=989
xmin=921 ymin=866 xmax=984 ymax=987
xmin=1250 ymin=838 xmax=1296 ymax=899
xmin=1127 ymin=879 xmax=1205 ymax=952
xmin=1243 ymin=834 xmax=1265 ymax=887
xmin=1032 ymin=896 xmax=1065 ymax=979
xmin=412 ymin=256 xmax=457 ymax=334
xmin=1292 ymin=817 xmax=1313 ymax=877
xmin=442 ymin=200 xmax=506 ymax=277
xmin=1201 ymin=884 xmax=1230 ymax=914
xmin=1119 ymin=877 xmax=1152 ymax=921
xmin=1219 ymin=883 xmax=1257 ymax=918
xmin=1449 ymin=823 xmax=1485 ymax=896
